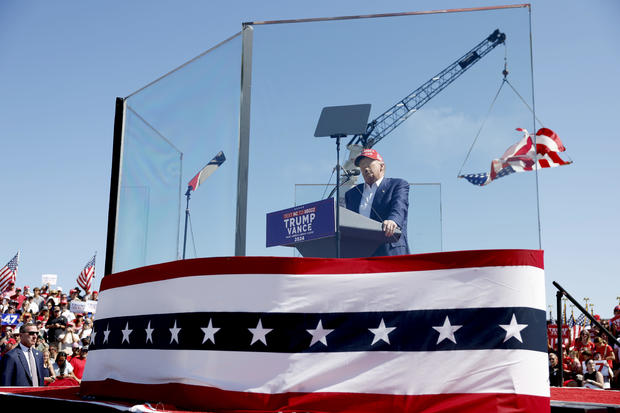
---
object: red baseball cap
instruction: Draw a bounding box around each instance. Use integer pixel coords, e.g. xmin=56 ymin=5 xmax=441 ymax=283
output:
xmin=354 ymin=149 xmax=384 ymax=166
xmin=614 ymin=305 xmax=620 ymax=312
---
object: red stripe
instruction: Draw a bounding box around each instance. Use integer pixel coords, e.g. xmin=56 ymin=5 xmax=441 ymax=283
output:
xmin=80 ymin=380 xmax=550 ymax=412
xmin=536 ymin=128 xmax=565 ymax=152
xmin=188 ymin=171 xmax=200 ymax=191
xmin=101 ymin=249 xmax=543 ymax=292
xmin=546 ymin=151 xmax=569 ymax=165
xmin=512 ymin=136 xmax=533 ymax=157
xmin=538 ymin=159 xmax=550 ymax=168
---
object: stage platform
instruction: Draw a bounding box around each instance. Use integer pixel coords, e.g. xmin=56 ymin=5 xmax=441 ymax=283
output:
xmin=2 ymin=386 xmax=619 ymax=412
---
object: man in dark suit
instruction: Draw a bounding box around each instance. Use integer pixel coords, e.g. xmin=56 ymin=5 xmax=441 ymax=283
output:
xmin=345 ymin=148 xmax=410 ymax=256
xmin=0 ymin=322 xmax=45 ymax=386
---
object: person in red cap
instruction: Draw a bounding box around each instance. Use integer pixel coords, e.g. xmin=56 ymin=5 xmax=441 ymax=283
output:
xmin=345 ymin=148 xmax=410 ymax=256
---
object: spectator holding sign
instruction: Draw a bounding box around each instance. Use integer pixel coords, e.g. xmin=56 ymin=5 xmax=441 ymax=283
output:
xmin=583 ymin=359 xmax=605 ymax=389
xmin=593 ymin=336 xmax=615 ymax=369
xmin=593 ymin=353 xmax=614 ymax=389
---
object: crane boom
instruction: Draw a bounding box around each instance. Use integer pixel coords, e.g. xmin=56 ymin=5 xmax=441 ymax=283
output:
xmin=351 ymin=29 xmax=506 ymax=149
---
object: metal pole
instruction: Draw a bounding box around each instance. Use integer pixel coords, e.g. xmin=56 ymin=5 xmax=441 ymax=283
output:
xmin=335 ymin=135 xmax=341 ymax=258
xmin=553 ymin=281 xmax=620 ymax=348
xmin=556 ymin=290 xmax=564 ymax=386
xmin=235 ymin=24 xmax=253 ymax=256
xmin=182 ymin=187 xmax=191 ymax=259
xmin=105 ymin=97 xmax=126 ymax=277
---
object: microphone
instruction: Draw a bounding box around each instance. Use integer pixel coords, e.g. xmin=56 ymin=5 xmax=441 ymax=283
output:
xmin=344 ymin=169 xmax=360 ymax=176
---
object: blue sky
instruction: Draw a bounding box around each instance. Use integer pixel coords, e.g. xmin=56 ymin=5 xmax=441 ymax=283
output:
xmin=1 ymin=1 xmax=618 ymax=318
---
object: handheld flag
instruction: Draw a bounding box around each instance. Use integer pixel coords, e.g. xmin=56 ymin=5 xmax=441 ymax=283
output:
xmin=188 ymin=151 xmax=226 ymax=192
xmin=77 ymin=254 xmax=96 ymax=293
xmin=0 ymin=252 xmax=19 ymax=293
xmin=460 ymin=127 xmax=571 ymax=186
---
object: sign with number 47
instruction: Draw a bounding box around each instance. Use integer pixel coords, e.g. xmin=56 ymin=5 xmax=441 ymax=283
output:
xmin=1 ymin=313 xmax=19 ymax=325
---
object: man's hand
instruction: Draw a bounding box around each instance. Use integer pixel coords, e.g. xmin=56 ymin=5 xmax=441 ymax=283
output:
xmin=382 ymin=220 xmax=398 ymax=238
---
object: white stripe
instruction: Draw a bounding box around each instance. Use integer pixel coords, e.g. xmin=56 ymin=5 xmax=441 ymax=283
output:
xmin=535 ymin=135 xmax=561 ymax=153
xmin=97 ymin=265 xmax=545 ymax=319
xmin=83 ymin=348 xmax=549 ymax=398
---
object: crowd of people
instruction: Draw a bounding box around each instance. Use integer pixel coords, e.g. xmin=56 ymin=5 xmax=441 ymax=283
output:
xmin=0 ymin=282 xmax=97 ymax=386
xmin=549 ymin=305 xmax=620 ymax=389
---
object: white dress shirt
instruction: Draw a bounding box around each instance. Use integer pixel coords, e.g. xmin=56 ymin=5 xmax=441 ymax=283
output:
xmin=18 ymin=343 xmax=36 ymax=375
xmin=358 ymin=176 xmax=384 ymax=218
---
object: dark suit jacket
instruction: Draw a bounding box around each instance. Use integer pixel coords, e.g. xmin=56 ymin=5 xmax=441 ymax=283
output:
xmin=0 ymin=345 xmax=45 ymax=386
xmin=345 ymin=177 xmax=410 ymax=256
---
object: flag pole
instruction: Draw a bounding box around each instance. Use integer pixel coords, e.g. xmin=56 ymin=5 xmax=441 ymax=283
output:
xmin=182 ymin=186 xmax=192 ymax=259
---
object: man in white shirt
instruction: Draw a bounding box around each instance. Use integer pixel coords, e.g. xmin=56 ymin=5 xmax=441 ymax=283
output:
xmin=345 ymin=149 xmax=410 ymax=256
xmin=0 ymin=323 xmax=45 ymax=386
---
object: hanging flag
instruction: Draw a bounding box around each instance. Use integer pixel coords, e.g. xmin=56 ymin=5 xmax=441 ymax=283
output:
xmin=187 ymin=151 xmax=226 ymax=192
xmin=0 ymin=252 xmax=19 ymax=293
xmin=82 ymin=250 xmax=549 ymax=412
xmin=77 ymin=254 xmax=96 ymax=293
xmin=460 ymin=127 xmax=571 ymax=186
xmin=568 ymin=313 xmax=586 ymax=348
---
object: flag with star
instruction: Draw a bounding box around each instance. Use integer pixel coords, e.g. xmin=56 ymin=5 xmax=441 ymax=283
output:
xmin=82 ymin=250 xmax=549 ymax=413
xmin=0 ymin=252 xmax=19 ymax=293
xmin=568 ymin=313 xmax=586 ymax=348
xmin=77 ymin=253 xmax=96 ymax=293
xmin=460 ymin=127 xmax=571 ymax=186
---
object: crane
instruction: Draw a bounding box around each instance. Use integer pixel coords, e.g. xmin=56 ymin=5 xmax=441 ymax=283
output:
xmin=330 ymin=29 xmax=506 ymax=200
xmin=352 ymin=29 xmax=506 ymax=150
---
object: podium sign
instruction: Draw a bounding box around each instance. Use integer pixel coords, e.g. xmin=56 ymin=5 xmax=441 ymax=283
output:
xmin=266 ymin=198 xmax=335 ymax=247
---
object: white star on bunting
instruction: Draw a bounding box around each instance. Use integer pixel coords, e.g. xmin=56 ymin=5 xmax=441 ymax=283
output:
xmin=103 ymin=324 xmax=111 ymax=344
xmin=121 ymin=322 xmax=132 ymax=344
xmin=145 ymin=320 xmax=154 ymax=344
xmin=369 ymin=318 xmax=396 ymax=345
xmin=249 ymin=319 xmax=272 ymax=346
xmin=169 ymin=320 xmax=181 ymax=344
xmin=499 ymin=313 xmax=528 ymax=343
xmin=90 ymin=330 xmax=97 ymax=344
xmin=306 ymin=320 xmax=334 ymax=347
xmin=201 ymin=319 xmax=220 ymax=344
xmin=432 ymin=316 xmax=462 ymax=344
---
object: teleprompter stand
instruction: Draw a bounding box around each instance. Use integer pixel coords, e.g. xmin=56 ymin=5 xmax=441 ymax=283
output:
xmin=314 ymin=104 xmax=371 ymax=258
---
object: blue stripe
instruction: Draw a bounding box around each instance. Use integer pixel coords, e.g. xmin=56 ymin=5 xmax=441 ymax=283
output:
xmin=90 ymin=307 xmax=546 ymax=353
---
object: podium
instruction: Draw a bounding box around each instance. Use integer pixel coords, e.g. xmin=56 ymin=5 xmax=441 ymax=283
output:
xmin=290 ymin=206 xmax=400 ymax=258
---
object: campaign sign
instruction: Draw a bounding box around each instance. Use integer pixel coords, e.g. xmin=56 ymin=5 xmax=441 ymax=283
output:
xmin=266 ymin=198 xmax=335 ymax=247
xmin=42 ymin=273 xmax=57 ymax=285
xmin=70 ymin=300 xmax=87 ymax=314
xmin=85 ymin=300 xmax=98 ymax=314
xmin=1 ymin=313 xmax=19 ymax=326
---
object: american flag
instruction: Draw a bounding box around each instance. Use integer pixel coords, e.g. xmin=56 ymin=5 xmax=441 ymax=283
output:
xmin=460 ymin=127 xmax=571 ymax=186
xmin=188 ymin=151 xmax=226 ymax=192
xmin=77 ymin=254 xmax=96 ymax=293
xmin=0 ymin=252 xmax=19 ymax=293
xmin=568 ymin=313 xmax=586 ymax=348
xmin=82 ymin=250 xmax=549 ymax=412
